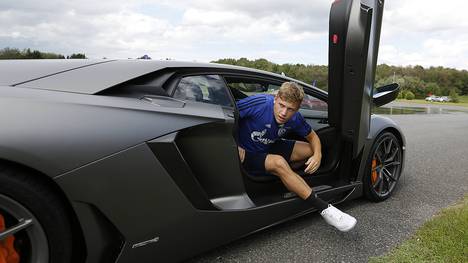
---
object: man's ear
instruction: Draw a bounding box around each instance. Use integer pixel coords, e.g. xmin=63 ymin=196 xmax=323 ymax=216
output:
xmin=295 ymin=103 xmax=301 ymax=111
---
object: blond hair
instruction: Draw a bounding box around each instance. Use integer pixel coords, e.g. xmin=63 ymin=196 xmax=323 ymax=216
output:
xmin=277 ymin=82 xmax=304 ymax=105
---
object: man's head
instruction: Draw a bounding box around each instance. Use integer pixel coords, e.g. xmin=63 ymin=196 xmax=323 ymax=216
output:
xmin=273 ymin=82 xmax=304 ymax=124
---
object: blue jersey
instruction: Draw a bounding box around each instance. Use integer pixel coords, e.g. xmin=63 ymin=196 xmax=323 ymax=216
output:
xmin=237 ymin=94 xmax=312 ymax=153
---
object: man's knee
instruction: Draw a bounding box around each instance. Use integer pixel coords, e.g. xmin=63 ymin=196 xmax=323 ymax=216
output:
xmin=266 ymin=155 xmax=289 ymax=174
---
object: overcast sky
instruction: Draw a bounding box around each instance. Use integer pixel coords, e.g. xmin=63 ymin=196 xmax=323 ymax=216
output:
xmin=1 ymin=0 xmax=467 ymax=69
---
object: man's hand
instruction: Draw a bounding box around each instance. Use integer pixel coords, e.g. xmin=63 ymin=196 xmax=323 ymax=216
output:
xmin=304 ymin=153 xmax=321 ymax=174
xmin=238 ymin=146 xmax=246 ymax=163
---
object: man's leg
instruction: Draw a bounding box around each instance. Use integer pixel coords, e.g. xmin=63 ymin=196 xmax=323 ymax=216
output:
xmin=265 ymin=154 xmax=312 ymax=199
xmin=265 ymin=154 xmax=327 ymax=211
xmin=265 ymin=153 xmax=357 ymax=232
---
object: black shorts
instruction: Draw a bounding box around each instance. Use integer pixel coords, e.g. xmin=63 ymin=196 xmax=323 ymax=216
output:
xmin=242 ymin=139 xmax=296 ymax=176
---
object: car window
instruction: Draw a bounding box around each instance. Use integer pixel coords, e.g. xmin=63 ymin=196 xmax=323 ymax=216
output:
xmin=227 ymin=81 xmax=280 ymax=97
xmin=173 ymin=75 xmax=232 ymax=107
xmin=226 ymin=77 xmax=327 ymax=112
xmin=301 ymin=94 xmax=328 ymax=112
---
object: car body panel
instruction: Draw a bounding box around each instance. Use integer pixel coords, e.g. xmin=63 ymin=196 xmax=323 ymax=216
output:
xmin=15 ymin=60 xmax=170 ymax=94
xmin=0 ymin=59 xmax=113 ymax=86
xmin=56 ymin=142 xmax=316 ymax=262
xmin=0 ymin=86 xmax=225 ymax=176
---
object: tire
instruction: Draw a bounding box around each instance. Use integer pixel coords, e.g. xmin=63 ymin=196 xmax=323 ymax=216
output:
xmin=363 ymin=132 xmax=403 ymax=202
xmin=0 ymin=164 xmax=74 ymax=263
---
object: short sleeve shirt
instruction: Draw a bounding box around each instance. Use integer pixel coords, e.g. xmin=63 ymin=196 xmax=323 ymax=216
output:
xmin=237 ymin=94 xmax=312 ymax=153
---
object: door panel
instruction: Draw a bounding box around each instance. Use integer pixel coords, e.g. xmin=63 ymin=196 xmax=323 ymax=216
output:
xmin=328 ymin=0 xmax=385 ymax=158
xmin=175 ymin=118 xmax=245 ymax=199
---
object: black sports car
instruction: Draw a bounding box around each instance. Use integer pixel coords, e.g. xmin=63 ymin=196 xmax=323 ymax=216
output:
xmin=0 ymin=0 xmax=404 ymax=262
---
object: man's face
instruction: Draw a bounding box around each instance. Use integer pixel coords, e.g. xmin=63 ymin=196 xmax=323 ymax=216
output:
xmin=273 ymin=95 xmax=300 ymax=124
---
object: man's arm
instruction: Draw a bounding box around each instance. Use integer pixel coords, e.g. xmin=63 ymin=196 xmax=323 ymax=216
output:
xmin=304 ymin=130 xmax=322 ymax=174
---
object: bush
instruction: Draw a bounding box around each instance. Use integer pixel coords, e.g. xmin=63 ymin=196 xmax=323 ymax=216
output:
xmin=399 ymin=90 xmax=409 ymax=99
xmin=405 ymin=91 xmax=415 ymax=100
xmin=397 ymin=91 xmax=405 ymax=99
xmin=449 ymin=89 xmax=460 ymax=103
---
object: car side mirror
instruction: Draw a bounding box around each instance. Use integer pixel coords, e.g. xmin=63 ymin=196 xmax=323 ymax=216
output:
xmin=373 ymin=83 xmax=400 ymax=107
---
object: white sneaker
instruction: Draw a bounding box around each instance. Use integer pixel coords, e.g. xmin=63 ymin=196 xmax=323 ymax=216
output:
xmin=320 ymin=205 xmax=357 ymax=232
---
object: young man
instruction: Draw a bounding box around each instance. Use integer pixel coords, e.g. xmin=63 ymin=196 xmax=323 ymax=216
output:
xmin=237 ymin=82 xmax=357 ymax=232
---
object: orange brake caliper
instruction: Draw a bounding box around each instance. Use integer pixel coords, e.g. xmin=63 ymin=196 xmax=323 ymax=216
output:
xmin=371 ymin=158 xmax=378 ymax=184
xmin=0 ymin=214 xmax=19 ymax=263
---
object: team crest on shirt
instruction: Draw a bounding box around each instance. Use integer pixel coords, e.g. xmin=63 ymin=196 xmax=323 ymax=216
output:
xmin=278 ymin=127 xmax=287 ymax=137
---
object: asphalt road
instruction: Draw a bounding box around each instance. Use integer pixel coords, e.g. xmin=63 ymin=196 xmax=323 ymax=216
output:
xmin=189 ymin=103 xmax=468 ymax=263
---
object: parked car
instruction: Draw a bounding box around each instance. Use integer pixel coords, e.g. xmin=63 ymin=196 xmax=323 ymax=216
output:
xmin=0 ymin=1 xmax=404 ymax=262
xmin=425 ymin=95 xmax=438 ymax=101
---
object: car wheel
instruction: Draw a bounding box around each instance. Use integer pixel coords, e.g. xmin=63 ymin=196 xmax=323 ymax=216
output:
xmin=0 ymin=164 xmax=74 ymax=263
xmin=364 ymin=132 xmax=403 ymax=202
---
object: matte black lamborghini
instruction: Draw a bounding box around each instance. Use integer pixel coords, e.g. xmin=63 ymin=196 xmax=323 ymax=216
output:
xmin=0 ymin=0 xmax=405 ymax=262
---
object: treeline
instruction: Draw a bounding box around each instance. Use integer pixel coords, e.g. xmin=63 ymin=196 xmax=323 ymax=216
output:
xmin=213 ymin=58 xmax=468 ymax=99
xmin=214 ymin=58 xmax=329 ymax=91
xmin=0 ymin=47 xmax=86 ymax=59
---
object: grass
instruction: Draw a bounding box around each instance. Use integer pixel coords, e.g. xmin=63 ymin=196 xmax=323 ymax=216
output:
xmin=369 ymin=195 xmax=468 ymax=263
xmin=396 ymin=95 xmax=468 ymax=108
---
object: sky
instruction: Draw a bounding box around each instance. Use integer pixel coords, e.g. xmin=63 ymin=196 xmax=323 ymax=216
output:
xmin=1 ymin=0 xmax=467 ymax=70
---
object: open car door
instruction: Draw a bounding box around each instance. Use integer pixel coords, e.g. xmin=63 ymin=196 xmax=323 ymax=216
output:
xmin=327 ymin=0 xmax=385 ymax=158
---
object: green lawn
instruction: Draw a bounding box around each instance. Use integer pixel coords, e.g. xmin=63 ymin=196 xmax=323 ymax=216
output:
xmin=460 ymin=95 xmax=468 ymax=103
xmin=369 ymin=195 xmax=468 ymax=263
xmin=396 ymin=95 xmax=468 ymax=108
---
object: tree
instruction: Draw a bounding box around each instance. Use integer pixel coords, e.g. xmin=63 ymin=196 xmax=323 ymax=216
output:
xmin=0 ymin=47 xmax=22 ymax=59
xmin=67 ymin=53 xmax=86 ymax=59
xmin=405 ymin=91 xmax=415 ymax=100
xmin=425 ymin=82 xmax=441 ymax=96
xmin=0 ymin=47 xmax=65 ymax=59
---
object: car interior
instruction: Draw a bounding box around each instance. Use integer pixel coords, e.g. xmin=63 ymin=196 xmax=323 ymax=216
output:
xmin=220 ymin=75 xmax=351 ymax=206
xmin=169 ymin=72 xmax=355 ymax=208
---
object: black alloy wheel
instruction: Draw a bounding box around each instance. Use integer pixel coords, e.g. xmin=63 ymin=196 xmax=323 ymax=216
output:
xmin=364 ymin=132 xmax=403 ymax=201
xmin=0 ymin=194 xmax=49 ymax=262
xmin=0 ymin=164 xmax=74 ymax=263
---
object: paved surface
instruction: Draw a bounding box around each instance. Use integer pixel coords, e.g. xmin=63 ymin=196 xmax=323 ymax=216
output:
xmin=189 ymin=104 xmax=468 ymax=263
xmin=385 ymin=101 xmax=468 ymax=112
xmin=390 ymin=101 xmax=468 ymax=112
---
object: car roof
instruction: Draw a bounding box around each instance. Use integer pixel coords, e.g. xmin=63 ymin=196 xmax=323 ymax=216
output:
xmin=0 ymin=59 xmax=111 ymax=86
xmin=0 ymin=59 xmax=312 ymax=95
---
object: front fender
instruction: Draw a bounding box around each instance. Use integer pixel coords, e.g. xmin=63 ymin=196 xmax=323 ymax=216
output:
xmin=356 ymin=115 xmax=406 ymax=183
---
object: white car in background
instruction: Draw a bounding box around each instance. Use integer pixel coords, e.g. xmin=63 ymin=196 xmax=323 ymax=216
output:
xmin=425 ymin=96 xmax=451 ymax=102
